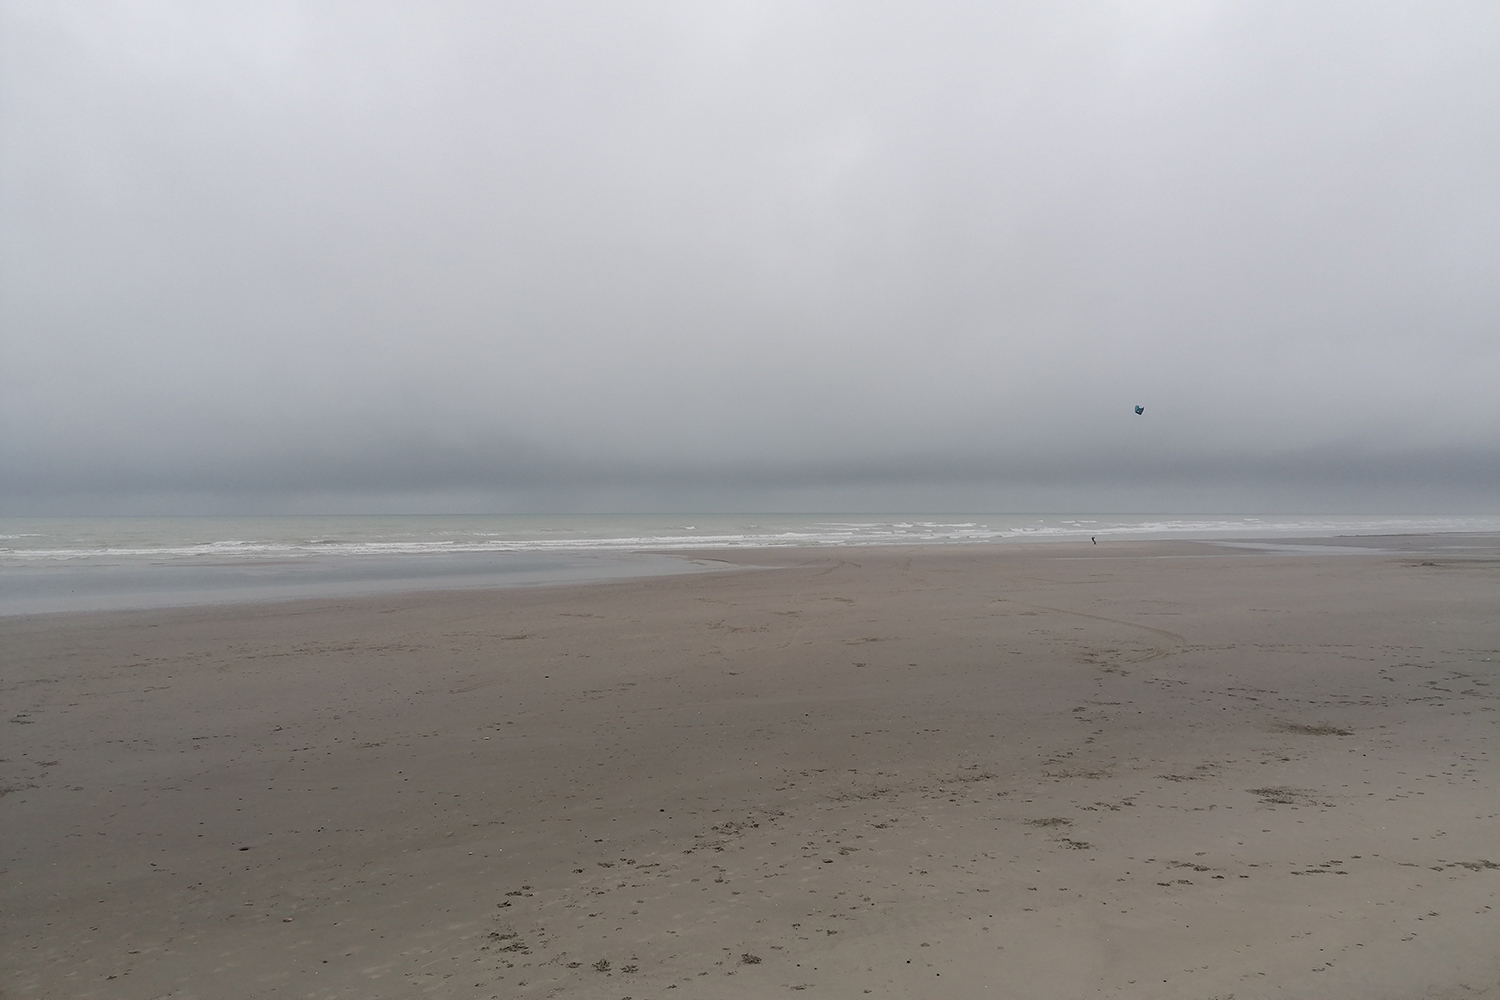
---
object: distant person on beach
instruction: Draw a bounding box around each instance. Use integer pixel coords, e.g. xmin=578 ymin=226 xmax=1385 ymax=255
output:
xmin=1092 ymin=536 xmax=1097 ymax=544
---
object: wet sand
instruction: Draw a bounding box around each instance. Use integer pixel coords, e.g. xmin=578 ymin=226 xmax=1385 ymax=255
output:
xmin=3 ymin=538 xmax=1498 ymax=998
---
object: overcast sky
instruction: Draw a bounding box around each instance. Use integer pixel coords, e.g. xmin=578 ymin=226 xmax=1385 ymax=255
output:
xmin=2 ymin=1 xmax=1496 ymax=514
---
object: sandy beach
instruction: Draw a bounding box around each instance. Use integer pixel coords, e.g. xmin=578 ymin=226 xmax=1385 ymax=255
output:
xmin=3 ymin=537 xmax=1498 ymax=999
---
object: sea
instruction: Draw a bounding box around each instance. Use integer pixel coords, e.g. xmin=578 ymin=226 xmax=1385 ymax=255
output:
xmin=3 ymin=513 xmax=1497 ymax=616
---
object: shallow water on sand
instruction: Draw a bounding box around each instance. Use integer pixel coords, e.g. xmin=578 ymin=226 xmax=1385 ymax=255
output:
xmin=0 ymin=550 xmax=724 ymax=616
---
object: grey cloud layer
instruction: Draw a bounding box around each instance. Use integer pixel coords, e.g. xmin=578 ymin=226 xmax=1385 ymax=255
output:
xmin=2 ymin=2 xmax=1496 ymax=512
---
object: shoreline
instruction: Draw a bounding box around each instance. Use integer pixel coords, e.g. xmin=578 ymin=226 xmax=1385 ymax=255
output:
xmin=4 ymin=539 xmax=1498 ymax=997
xmin=5 ymin=529 xmax=1496 ymax=618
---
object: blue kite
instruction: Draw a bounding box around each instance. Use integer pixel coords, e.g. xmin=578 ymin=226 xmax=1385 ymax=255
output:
xmin=1134 ymin=405 xmax=1145 ymax=415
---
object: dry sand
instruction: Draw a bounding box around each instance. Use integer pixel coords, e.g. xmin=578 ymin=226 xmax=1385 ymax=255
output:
xmin=3 ymin=538 xmax=1498 ymax=999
